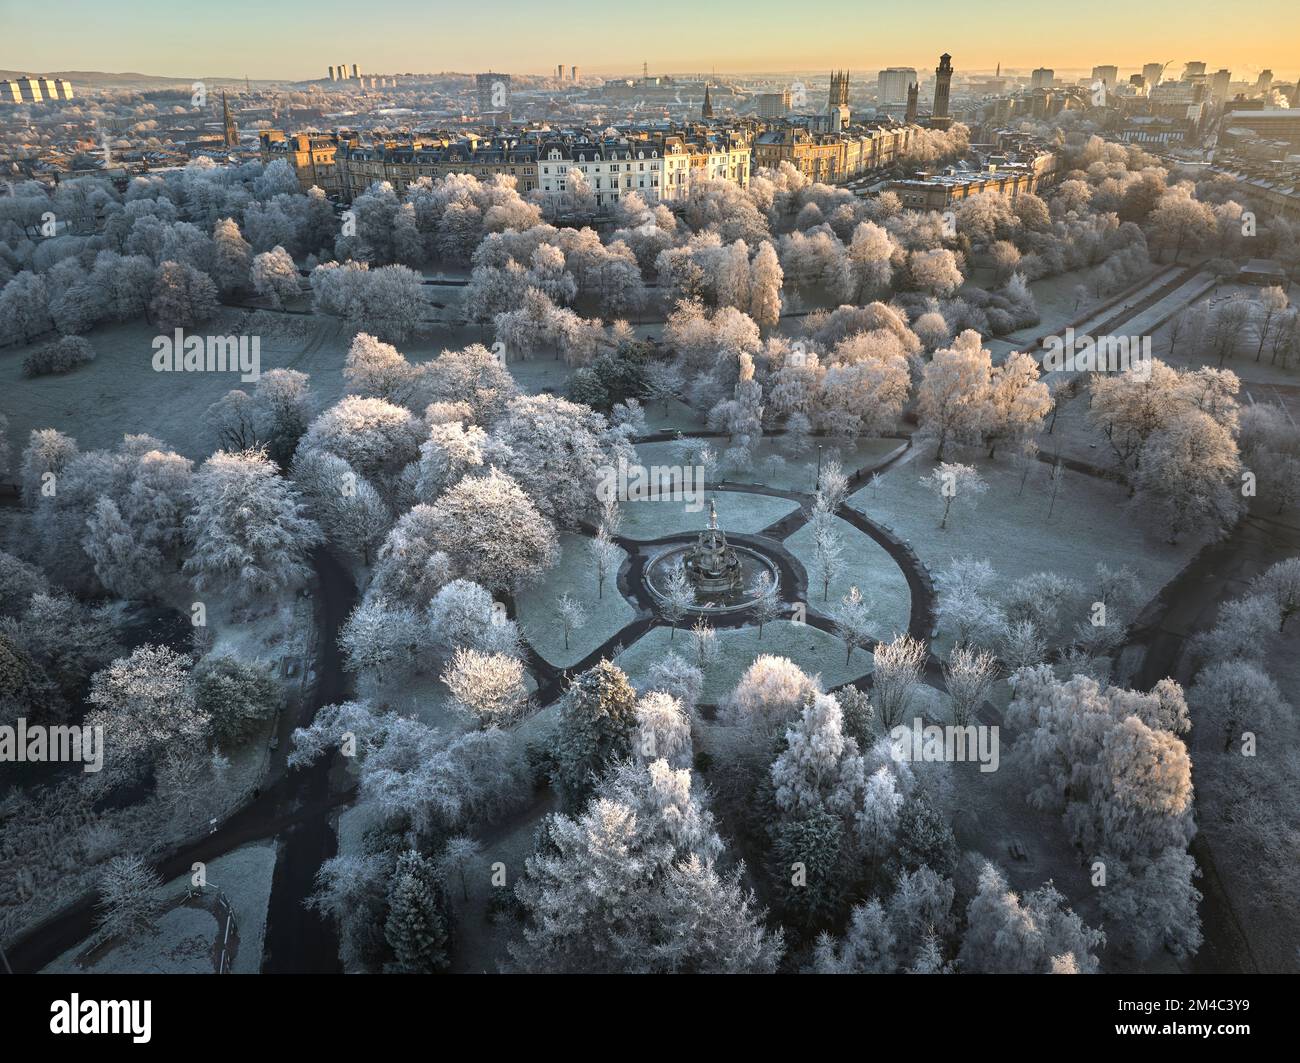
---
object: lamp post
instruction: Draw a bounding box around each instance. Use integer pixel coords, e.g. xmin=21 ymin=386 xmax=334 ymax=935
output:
xmin=815 ymin=444 xmax=823 ymax=492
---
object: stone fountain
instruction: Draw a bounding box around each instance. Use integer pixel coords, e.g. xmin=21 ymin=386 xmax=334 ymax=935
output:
xmin=682 ymin=499 xmax=743 ymax=593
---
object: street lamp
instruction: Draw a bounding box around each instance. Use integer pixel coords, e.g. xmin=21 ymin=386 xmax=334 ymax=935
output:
xmin=815 ymin=444 xmax=823 ymax=492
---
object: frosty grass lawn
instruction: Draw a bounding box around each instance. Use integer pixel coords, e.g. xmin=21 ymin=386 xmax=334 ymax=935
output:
xmin=848 ymin=450 xmax=1201 ymax=652
xmin=617 ymin=488 xmax=800 ymax=540
xmin=784 ymin=515 xmax=912 ymax=638
xmin=613 ymin=619 xmax=873 ymax=706
xmin=514 ymin=531 xmax=637 ymax=669
xmin=633 ymin=435 xmax=904 ymax=494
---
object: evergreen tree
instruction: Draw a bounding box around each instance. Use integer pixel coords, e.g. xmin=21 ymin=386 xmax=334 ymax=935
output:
xmin=770 ymin=807 xmax=845 ymax=930
xmin=552 ymin=659 xmax=638 ymax=811
xmin=383 ymin=850 xmax=451 ymax=973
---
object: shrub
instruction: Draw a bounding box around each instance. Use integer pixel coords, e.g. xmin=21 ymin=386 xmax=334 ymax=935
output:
xmin=23 ymin=336 xmax=96 ymax=377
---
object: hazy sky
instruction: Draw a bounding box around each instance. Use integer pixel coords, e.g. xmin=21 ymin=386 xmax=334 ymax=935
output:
xmin=4 ymin=0 xmax=1298 ymax=81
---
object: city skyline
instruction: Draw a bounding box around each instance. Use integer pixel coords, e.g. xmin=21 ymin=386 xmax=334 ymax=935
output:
xmin=4 ymin=0 xmax=1299 ymax=81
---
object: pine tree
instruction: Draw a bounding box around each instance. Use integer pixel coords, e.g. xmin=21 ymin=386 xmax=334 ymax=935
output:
xmin=383 ymin=850 xmax=451 ymax=973
xmin=553 ymin=660 xmax=638 ymax=811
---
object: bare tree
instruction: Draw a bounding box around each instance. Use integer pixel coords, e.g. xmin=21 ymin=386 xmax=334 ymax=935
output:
xmin=871 ymin=633 xmax=928 ymax=731
xmin=943 ymin=645 xmax=999 ymax=726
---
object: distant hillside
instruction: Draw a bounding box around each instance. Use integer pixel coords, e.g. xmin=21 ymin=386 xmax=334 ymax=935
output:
xmin=0 ymin=70 xmax=279 ymax=87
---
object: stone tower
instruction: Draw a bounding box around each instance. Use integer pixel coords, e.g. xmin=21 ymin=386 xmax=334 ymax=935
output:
xmin=931 ymin=53 xmax=954 ymax=129
xmin=905 ymin=81 xmax=919 ymax=124
xmin=222 ymin=91 xmax=239 ymax=148
xmin=828 ymin=69 xmax=850 ymax=109
xmin=702 ymin=81 xmax=714 ymax=119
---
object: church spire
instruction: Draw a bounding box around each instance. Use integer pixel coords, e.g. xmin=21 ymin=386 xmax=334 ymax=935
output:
xmin=222 ymin=90 xmax=239 ymax=149
xmin=702 ymin=81 xmax=714 ymax=119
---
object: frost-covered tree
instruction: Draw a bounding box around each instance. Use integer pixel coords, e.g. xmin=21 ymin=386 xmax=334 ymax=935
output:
xmin=855 ymin=765 xmax=903 ymax=871
xmin=909 ymin=248 xmax=964 ymax=295
xmin=148 ymin=260 xmax=218 ymax=330
xmin=411 ymin=469 xmax=558 ymax=594
xmin=426 ymin=578 xmax=521 ymax=659
xmin=1095 ymin=845 xmax=1203 ymax=960
xmin=552 ymin=659 xmax=639 ymax=811
xmin=771 ymin=692 xmax=865 ymax=818
xmin=0 ymin=550 xmax=48 ymax=619
xmin=554 ymin=592 xmax=588 ymax=652
xmin=415 ymin=343 xmax=518 ymax=425
xmin=1147 ymin=187 xmax=1216 ymax=263
xmin=641 ymin=652 xmax=705 ymax=716
xmin=299 ymin=395 xmax=423 ymax=499
xmin=871 ymin=634 xmax=928 ymax=731
xmin=1003 ymin=666 xmax=1200 ymax=955
xmin=721 ymin=654 xmax=821 ymax=735
xmin=289 ymin=699 xmax=527 ymax=840
xmin=441 ymin=647 xmax=529 ymax=727
xmin=486 ymin=394 xmax=629 ymax=528
xmin=368 ymin=506 xmax=454 ymax=607
xmin=510 ymin=759 xmax=783 ymax=973
xmin=20 ymin=427 xmax=79 ymax=505
xmin=83 ymin=497 xmax=158 ymax=599
xmin=812 ymin=898 xmax=895 ymax=973
xmin=916 ymin=330 xmax=992 ymax=460
xmin=251 ymin=245 xmax=300 ymax=308
xmin=354 ymin=265 xmax=427 ymax=343
xmin=659 ymin=566 xmax=697 ymax=640
xmin=936 ymin=556 xmax=1004 ymax=649
xmin=983 ymin=351 xmax=1052 ymax=459
xmin=959 ymin=862 xmax=1104 ymax=973
xmin=342 ymin=332 xmax=414 ymax=404
xmin=809 ymin=510 xmax=844 ymax=603
xmin=942 ymin=645 xmax=998 ymax=726
xmin=254 ymin=368 xmax=315 ymax=465
xmin=210 ymin=217 xmax=252 ymax=294
xmin=417 ymin=841 xmax=479 ymax=917
xmin=588 ymin=525 xmax=621 ymax=600
xmin=340 ymin=595 xmax=423 ymax=682
xmin=192 ymin=655 xmax=280 ymax=745
xmin=1134 ymin=410 xmax=1242 ymax=543
xmin=833 ymin=585 xmax=874 ymax=665
xmin=750 ymin=570 xmax=782 ymax=637
xmin=689 ymin=617 xmax=720 ymax=672
xmin=847 ymin=220 xmax=895 ymax=301
xmin=920 ymin=462 xmax=987 ymax=530
xmin=0 ymin=271 xmax=52 ymax=344
xmin=633 ymin=691 xmax=694 ymax=770
xmin=183 ymin=449 xmax=322 ymax=599
xmin=748 ymin=240 xmax=784 ymax=329
xmin=290 ymin=449 xmax=389 ymax=566
xmin=1253 ymin=557 xmax=1300 ymax=632
xmin=93 ymin=855 xmax=164 ymax=945
xmin=413 ymin=421 xmax=486 ymax=502
xmin=1190 ymin=593 xmax=1280 ymax=664
xmin=384 ymin=850 xmax=451 ymax=973
xmin=86 ymin=645 xmax=208 ymax=778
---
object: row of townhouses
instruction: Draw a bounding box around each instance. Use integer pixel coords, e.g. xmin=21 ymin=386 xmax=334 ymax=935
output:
xmin=259 ymin=118 xmax=935 ymax=208
xmin=260 ymin=126 xmax=751 ymax=208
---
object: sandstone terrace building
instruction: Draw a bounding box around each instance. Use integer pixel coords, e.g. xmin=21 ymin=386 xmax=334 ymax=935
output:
xmin=753 ymin=120 xmax=920 ymax=183
xmin=261 ymin=118 xmax=934 ymax=211
xmin=261 ymin=126 xmax=751 ymax=209
xmin=883 ymin=144 xmax=1058 ymax=210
